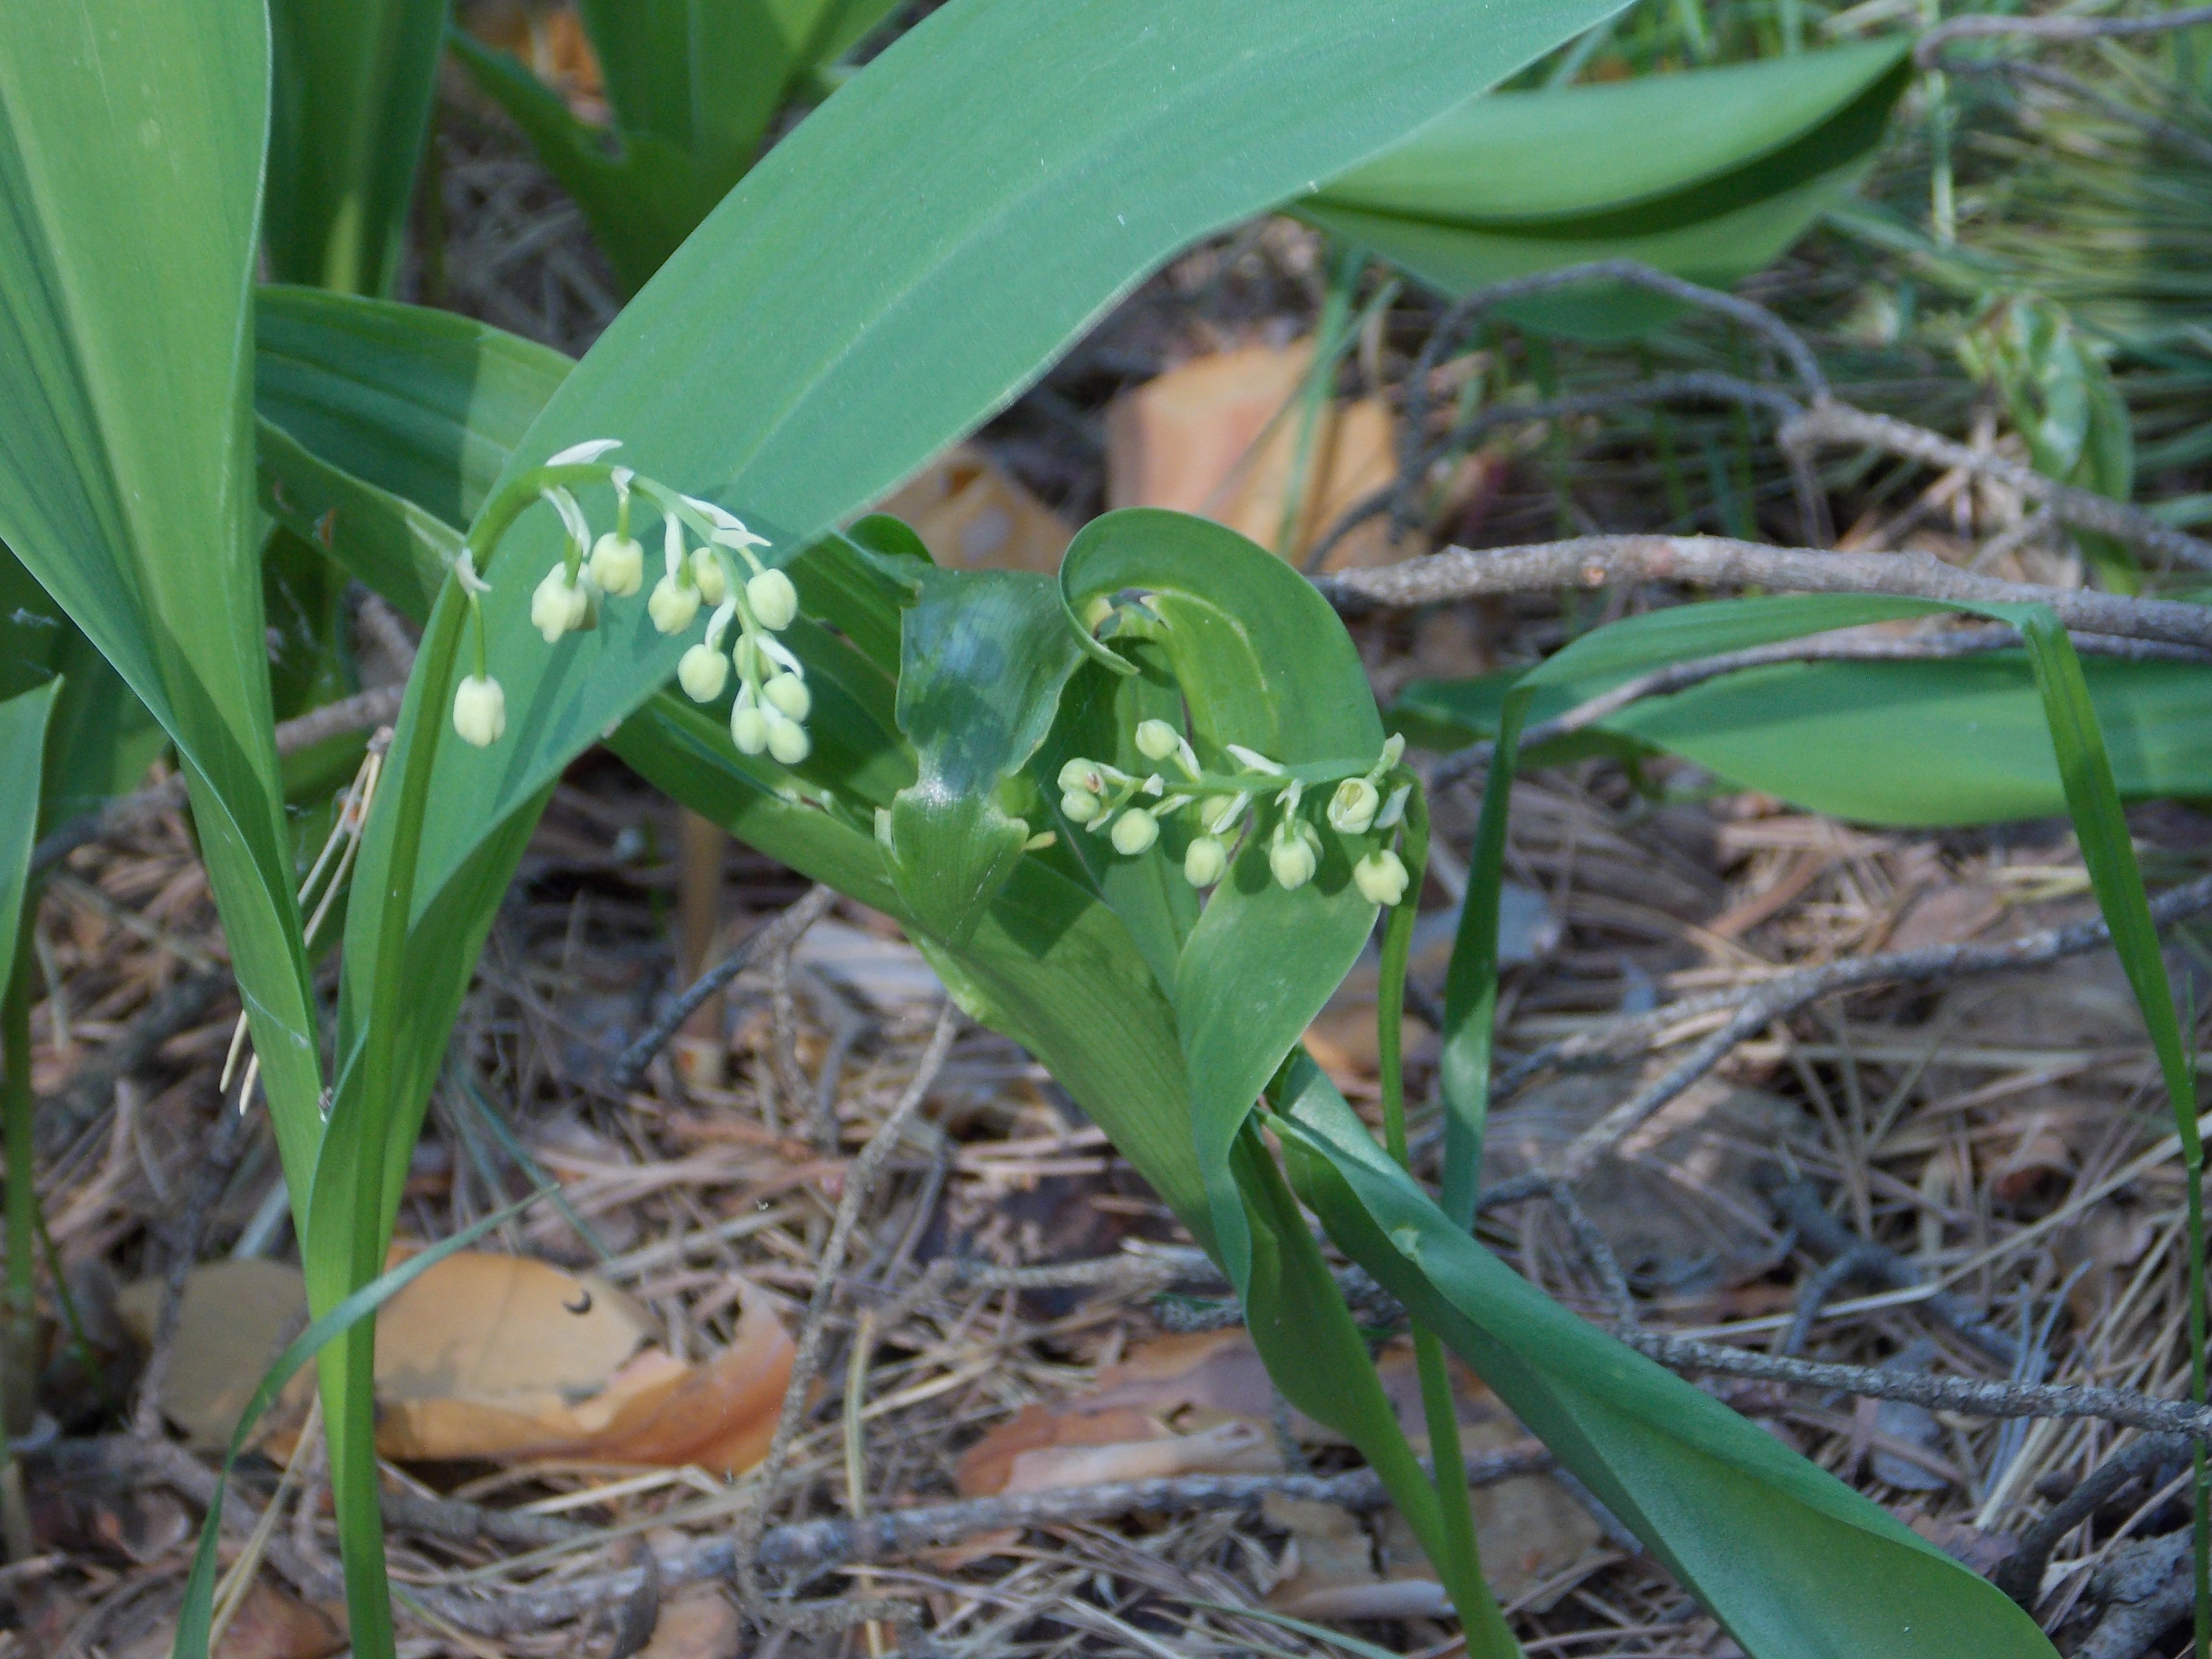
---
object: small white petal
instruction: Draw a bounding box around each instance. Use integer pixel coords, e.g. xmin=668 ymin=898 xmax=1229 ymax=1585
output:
xmin=544 ymin=486 xmax=592 ymax=549
xmin=545 ymin=438 xmax=623 ymax=467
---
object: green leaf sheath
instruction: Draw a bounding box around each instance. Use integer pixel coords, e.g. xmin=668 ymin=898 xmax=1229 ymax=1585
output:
xmin=0 ymin=683 xmax=56 ymax=987
xmin=0 ymin=683 xmax=56 ymax=1427
xmin=1273 ymin=1063 xmax=2058 ymax=1659
xmin=0 ymin=0 xmax=325 ymax=1182
xmin=886 ymin=569 xmax=1087 ymax=946
xmin=0 ymin=543 xmax=161 ymax=828
xmin=265 ymin=0 xmax=447 ymax=295
xmin=1440 ymin=684 xmax=1529 ymax=1222
xmin=1301 ymin=41 xmax=1910 ymax=338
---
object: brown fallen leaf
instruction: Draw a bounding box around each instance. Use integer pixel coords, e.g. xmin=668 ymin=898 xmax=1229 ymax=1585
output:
xmin=639 ymin=1588 xmax=744 ymax=1659
xmin=116 ymin=1259 xmax=309 ymax=1447
xmin=124 ymin=1252 xmax=793 ymax=1476
xmin=873 ymin=445 xmax=1074 ymax=573
xmin=117 ymin=1583 xmax=346 ymax=1659
xmin=961 ymin=1328 xmax=1601 ymax=1609
xmin=1106 ymin=342 xmax=1401 ymax=570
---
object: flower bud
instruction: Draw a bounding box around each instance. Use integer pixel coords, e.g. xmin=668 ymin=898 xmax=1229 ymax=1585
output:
xmin=1058 ymin=757 xmax=1105 ymax=796
xmin=648 ymin=574 xmax=701 ymax=634
xmin=691 ymin=547 xmax=729 ymax=604
xmin=589 ymin=531 xmax=645 ymax=597
xmin=678 ymin=643 xmax=729 ymax=702
xmin=765 ymin=710 xmax=811 ymax=765
xmin=1134 ymin=719 xmax=1180 ymax=761
xmin=452 ymin=675 xmax=505 ymax=747
xmin=1060 ymin=787 xmax=1102 ymax=823
xmin=1269 ymin=824 xmax=1317 ymax=891
xmin=1183 ymin=835 xmax=1228 ymax=888
xmin=531 ymin=564 xmax=589 ymax=642
xmin=1327 ymin=777 xmax=1380 ymax=835
xmin=1354 ymin=849 xmax=1410 ymax=908
xmin=731 ymin=702 xmax=771 ymax=755
xmin=1110 ymin=809 xmax=1158 ymax=855
xmin=746 ymin=567 xmax=799 ymax=631
xmin=762 ymin=672 xmax=811 ymax=721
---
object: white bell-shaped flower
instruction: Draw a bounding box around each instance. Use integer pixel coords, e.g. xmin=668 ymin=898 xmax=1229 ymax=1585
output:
xmin=1183 ymin=835 xmax=1228 ymax=888
xmin=1327 ymin=777 xmax=1381 ymax=835
xmin=746 ymin=568 xmax=799 ymax=631
xmin=452 ymin=675 xmax=506 ymax=747
xmin=678 ymin=643 xmax=729 ymax=702
xmin=648 ymin=574 xmax=701 ymax=634
xmin=531 ymin=564 xmax=590 ymax=643
xmin=589 ymin=531 xmax=645 ymax=597
xmin=762 ymin=672 xmax=811 ymax=721
xmin=1354 ymin=849 xmax=1411 ymax=907
xmin=764 ymin=710 xmax=811 ymax=766
xmin=1269 ymin=820 xmax=1318 ymax=891
xmin=1110 ymin=809 xmax=1159 ymax=855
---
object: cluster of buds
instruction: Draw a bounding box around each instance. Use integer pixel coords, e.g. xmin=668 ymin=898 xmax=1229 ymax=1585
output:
xmin=1057 ymin=725 xmax=1414 ymax=907
xmin=447 ymin=439 xmax=811 ymax=769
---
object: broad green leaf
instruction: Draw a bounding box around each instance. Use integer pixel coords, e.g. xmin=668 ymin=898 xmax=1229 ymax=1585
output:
xmin=1301 ymin=41 xmax=1911 ymax=337
xmin=256 ymin=287 xmax=573 ymax=534
xmin=1272 ymin=1059 xmax=2057 ymax=1659
xmin=0 ymin=0 xmax=324 ymax=1181
xmin=265 ymin=0 xmax=446 ymax=295
xmin=1390 ymin=594 xmax=2212 ymax=826
xmin=0 ymin=682 xmax=56 ymax=978
xmin=257 ymin=416 xmax=457 ymax=622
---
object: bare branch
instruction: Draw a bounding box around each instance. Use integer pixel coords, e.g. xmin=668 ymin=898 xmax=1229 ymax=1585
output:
xmin=1619 ymin=1329 xmax=2212 ymax=1443
xmin=1781 ymin=400 xmax=2212 ymax=572
xmin=399 ymin=1444 xmax=1558 ymax=1636
xmin=1493 ymin=872 xmax=2212 ymax=1100
xmin=606 ymin=884 xmax=837 ymax=1093
xmin=1319 ymin=535 xmax=2212 ymax=651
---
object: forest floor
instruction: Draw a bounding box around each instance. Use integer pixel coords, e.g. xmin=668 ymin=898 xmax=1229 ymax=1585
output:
xmin=20 ymin=35 xmax=2212 ymax=1659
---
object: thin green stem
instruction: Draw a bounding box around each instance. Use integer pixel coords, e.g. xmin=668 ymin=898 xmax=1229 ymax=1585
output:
xmin=1276 ymin=243 xmax=1364 ymax=560
xmin=324 ymin=506 xmax=506 ymax=1652
xmin=1376 ymin=795 xmax=1515 ymax=1659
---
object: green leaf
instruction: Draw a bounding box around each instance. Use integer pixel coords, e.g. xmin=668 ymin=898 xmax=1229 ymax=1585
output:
xmin=0 ymin=0 xmax=324 ymax=1181
xmin=1302 ymin=41 xmax=1911 ymax=337
xmin=1060 ymin=510 xmax=1387 ymax=1284
xmin=1272 ymin=1060 xmax=2058 ymax=1659
xmin=265 ymin=0 xmax=447 ymax=295
xmin=0 ymin=682 xmax=57 ymax=979
xmin=256 ymin=287 xmax=574 ymax=539
xmin=1389 ymin=595 xmax=2212 ymax=825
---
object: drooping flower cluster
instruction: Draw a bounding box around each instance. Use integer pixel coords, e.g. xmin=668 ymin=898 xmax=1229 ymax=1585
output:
xmin=1057 ymin=726 xmax=1414 ymax=906
xmin=447 ymin=440 xmax=812 ymax=769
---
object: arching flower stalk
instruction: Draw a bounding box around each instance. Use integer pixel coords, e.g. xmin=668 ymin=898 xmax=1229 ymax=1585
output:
xmin=1056 ymin=725 xmax=1417 ymax=902
xmin=444 ymin=439 xmax=812 ymax=771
